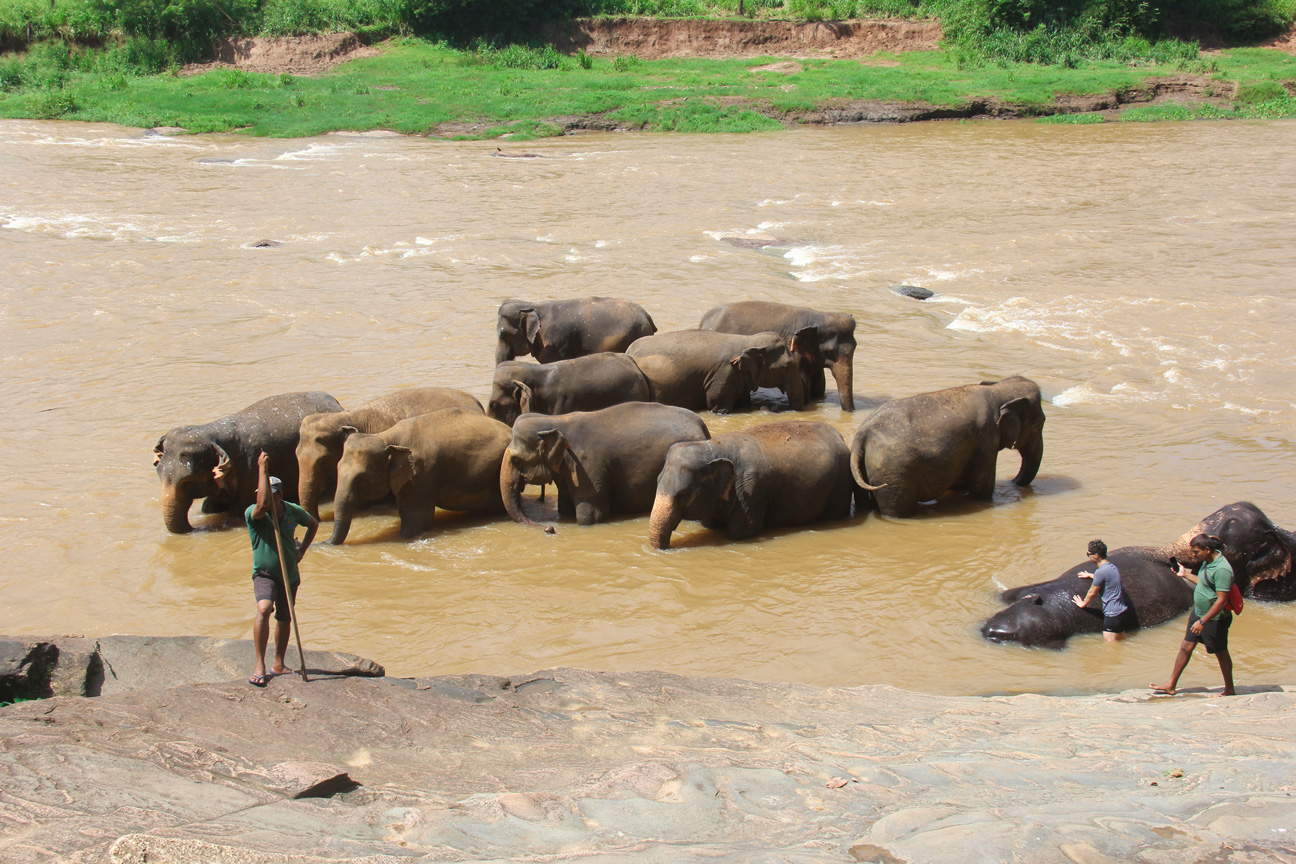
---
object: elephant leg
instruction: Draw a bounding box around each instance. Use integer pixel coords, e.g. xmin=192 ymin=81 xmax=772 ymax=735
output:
xmin=727 ymin=500 xmax=766 ymax=540
xmin=398 ymin=492 xmax=434 ymax=538
xmin=876 ymin=486 xmax=919 ymax=519
xmin=575 ymin=500 xmax=604 ymax=526
xmin=811 ymin=368 xmax=827 ymax=400
xmin=963 ymin=455 xmax=998 ymax=501
xmin=557 ymin=488 xmax=576 ymax=519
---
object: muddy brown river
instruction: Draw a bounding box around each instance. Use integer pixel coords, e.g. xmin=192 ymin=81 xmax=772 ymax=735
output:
xmin=2 ymin=119 xmax=1294 ymax=695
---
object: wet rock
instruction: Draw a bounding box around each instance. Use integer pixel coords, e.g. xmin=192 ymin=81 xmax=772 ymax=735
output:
xmin=249 ymin=239 xmax=282 ymax=248
xmin=893 ymin=284 xmax=934 ymax=300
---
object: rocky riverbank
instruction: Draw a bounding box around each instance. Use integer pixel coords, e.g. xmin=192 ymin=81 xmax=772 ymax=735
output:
xmin=1 ymin=635 xmax=1293 ymax=863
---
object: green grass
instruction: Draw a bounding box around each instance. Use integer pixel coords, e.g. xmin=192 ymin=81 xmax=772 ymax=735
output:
xmin=2 ymin=36 xmax=1294 ymax=135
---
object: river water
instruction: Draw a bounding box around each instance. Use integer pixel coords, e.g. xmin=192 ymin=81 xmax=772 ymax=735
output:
xmin=1 ymin=118 xmax=1294 ymax=695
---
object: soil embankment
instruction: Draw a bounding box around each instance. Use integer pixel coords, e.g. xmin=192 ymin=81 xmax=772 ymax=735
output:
xmin=2 ymin=635 xmax=1293 ymax=862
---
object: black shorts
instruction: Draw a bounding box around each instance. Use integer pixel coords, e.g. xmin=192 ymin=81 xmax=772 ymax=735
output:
xmin=1185 ymin=611 xmax=1231 ymax=654
xmin=253 ymin=570 xmax=298 ymax=623
xmin=1103 ymin=609 xmax=1134 ymax=634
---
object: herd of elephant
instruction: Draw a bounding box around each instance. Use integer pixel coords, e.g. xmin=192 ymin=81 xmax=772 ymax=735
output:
xmin=153 ymin=297 xmax=1296 ymax=649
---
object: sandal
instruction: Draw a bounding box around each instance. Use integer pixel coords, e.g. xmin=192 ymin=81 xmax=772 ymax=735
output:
xmin=248 ymin=672 xmax=272 ymax=687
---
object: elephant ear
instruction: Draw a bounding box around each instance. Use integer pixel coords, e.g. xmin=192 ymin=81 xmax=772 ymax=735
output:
xmin=332 ymin=424 xmax=361 ymax=445
xmin=522 ymin=308 xmax=543 ymax=350
xmin=386 ymin=444 xmax=416 ymax=495
xmin=998 ymin=397 xmax=1031 ymax=450
xmin=153 ymin=436 xmax=166 ymax=467
xmin=536 ymin=428 xmax=570 ymax=470
xmin=731 ymin=348 xmax=764 ymax=378
xmin=706 ymin=457 xmax=737 ymax=505
xmin=212 ymin=443 xmax=233 ymax=489
xmin=790 ymin=326 xmax=820 ymax=365
xmin=516 ymin=381 xmax=537 ymax=415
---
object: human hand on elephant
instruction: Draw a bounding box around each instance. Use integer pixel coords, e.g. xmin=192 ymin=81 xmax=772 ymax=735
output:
xmin=1071 ymin=594 xmax=1088 ymax=608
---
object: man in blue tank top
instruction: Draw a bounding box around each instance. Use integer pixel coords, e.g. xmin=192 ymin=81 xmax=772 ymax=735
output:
xmin=1073 ymin=539 xmax=1132 ymax=641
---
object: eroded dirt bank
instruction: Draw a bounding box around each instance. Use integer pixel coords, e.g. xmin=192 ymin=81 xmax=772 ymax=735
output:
xmin=2 ymin=635 xmax=1293 ymax=863
xmin=545 ymin=16 xmax=943 ymax=59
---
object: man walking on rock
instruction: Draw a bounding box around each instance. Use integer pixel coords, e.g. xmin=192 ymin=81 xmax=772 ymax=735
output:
xmin=1151 ymin=534 xmax=1236 ymax=697
xmin=245 ymin=451 xmax=317 ymax=686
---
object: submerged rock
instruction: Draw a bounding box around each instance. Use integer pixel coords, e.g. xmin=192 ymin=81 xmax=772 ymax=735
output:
xmin=893 ymin=284 xmax=934 ymax=300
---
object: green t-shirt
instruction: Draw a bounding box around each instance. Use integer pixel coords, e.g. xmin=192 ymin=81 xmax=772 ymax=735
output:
xmin=245 ymin=501 xmax=311 ymax=586
xmin=1194 ymin=554 xmax=1234 ymax=618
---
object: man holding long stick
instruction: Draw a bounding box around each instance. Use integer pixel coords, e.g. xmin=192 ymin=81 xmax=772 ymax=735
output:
xmin=245 ymin=451 xmax=317 ymax=686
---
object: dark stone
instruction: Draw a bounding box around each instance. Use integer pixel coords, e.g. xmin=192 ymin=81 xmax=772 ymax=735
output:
xmin=250 ymin=239 xmax=282 ymax=248
xmin=893 ymin=284 xmax=934 ymax=300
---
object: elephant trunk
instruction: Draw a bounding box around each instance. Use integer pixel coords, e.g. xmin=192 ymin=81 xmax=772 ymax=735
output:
xmin=161 ymin=484 xmax=194 ymax=534
xmin=648 ymin=493 xmax=683 ymax=550
xmin=1013 ymin=433 xmax=1044 ymax=486
xmin=831 ymin=354 xmax=855 ymax=412
xmin=298 ymin=463 xmax=328 ymax=520
xmin=501 ymin=458 xmax=539 ymax=526
xmin=495 ymin=340 xmax=514 ymax=365
xmin=329 ymin=482 xmax=356 ymax=545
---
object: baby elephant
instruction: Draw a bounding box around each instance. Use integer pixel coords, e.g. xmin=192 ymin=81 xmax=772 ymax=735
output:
xmin=329 ymin=408 xmax=511 ymax=544
xmin=488 ymin=353 xmax=651 ymax=427
xmin=296 ymin=387 xmax=483 ymax=518
xmin=648 ymin=421 xmax=855 ymax=549
xmin=501 ymin=402 xmax=710 ymax=527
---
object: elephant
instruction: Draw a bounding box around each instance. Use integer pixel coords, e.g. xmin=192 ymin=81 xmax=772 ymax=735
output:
xmin=648 ymin=421 xmax=855 ymax=549
xmin=980 ymin=501 xmax=1296 ymax=648
xmin=488 ymin=353 xmax=652 ymax=427
xmin=328 ymin=408 xmax=511 ymax=544
xmin=501 ymin=402 xmax=710 ymax=527
xmin=626 ymin=330 xmax=806 ymax=414
xmin=296 ymin=387 xmax=483 ymax=518
xmin=495 ymin=297 xmax=657 ymax=365
xmin=850 ymin=377 xmax=1045 ymax=518
xmin=981 ymin=551 xmax=1192 ymax=648
xmin=700 ymin=300 xmax=858 ymax=411
xmin=154 ymin=391 xmax=342 ymax=534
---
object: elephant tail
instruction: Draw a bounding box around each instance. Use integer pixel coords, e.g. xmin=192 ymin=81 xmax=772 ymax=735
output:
xmin=850 ymin=455 xmax=887 ymax=492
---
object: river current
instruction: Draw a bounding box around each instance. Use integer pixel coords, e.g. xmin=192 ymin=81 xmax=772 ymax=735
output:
xmin=1 ymin=118 xmax=1294 ymax=695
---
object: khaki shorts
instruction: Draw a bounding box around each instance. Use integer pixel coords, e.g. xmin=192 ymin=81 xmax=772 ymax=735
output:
xmin=253 ymin=570 xmax=298 ymax=623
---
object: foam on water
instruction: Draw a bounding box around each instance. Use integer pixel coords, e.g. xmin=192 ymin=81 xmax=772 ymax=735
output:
xmin=0 ymin=208 xmax=202 ymax=243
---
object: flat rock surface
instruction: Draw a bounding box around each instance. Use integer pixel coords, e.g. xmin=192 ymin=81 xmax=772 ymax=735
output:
xmin=0 ymin=639 xmax=1292 ymax=863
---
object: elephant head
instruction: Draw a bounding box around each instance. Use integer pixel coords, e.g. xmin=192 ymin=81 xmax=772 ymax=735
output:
xmin=981 ymin=593 xmax=1070 ymax=649
xmin=496 ymin=300 xmax=543 ymax=364
xmin=501 ymin=423 xmax=571 ymax=525
xmin=154 ymin=431 xmax=235 ymax=533
xmin=296 ymin=415 xmax=359 ymax=517
xmin=487 ymin=378 xmax=537 ymax=427
xmin=992 ymin=379 xmax=1046 ymax=486
xmin=817 ymin=313 xmax=857 ymax=411
xmin=648 ymin=442 xmax=736 ymax=549
xmin=746 ymin=332 xmax=805 ymax=410
xmin=329 ymin=433 xmax=409 ymax=545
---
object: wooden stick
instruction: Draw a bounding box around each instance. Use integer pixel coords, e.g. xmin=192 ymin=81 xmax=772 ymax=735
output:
xmin=268 ymin=491 xmax=310 ymax=682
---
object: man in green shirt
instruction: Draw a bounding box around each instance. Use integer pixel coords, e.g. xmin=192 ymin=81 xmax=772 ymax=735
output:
xmin=1150 ymin=534 xmax=1235 ymax=697
xmin=246 ymin=451 xmax=317 ymax=686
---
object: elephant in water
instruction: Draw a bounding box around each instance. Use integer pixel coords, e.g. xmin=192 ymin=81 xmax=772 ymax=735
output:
xmin=328 ymin=408 xmax=511 ymax=544
xmin=488 ymin=353 xmax=651 ymax=427
xmin=851 ymin=377 xmax=1045 ymax=518
xmin=627 ymin=330 xmax=806 ymax=414
xmin=982 ymin=501 xmax=1296 ymax=647
xmin=501 ymin=402 xmax=710 ymax=527
xmin=700 ymin=300 xmax=857 ymax=411
xmin=154 ymin=391 xmax=342 ymax=534
xmin=495 ymin=297 xmax=657 ymax=365
xmin=648 ymin=421 xmax=855 ymax=549
xmin=297 ymin=387 xmax=483 ymax=518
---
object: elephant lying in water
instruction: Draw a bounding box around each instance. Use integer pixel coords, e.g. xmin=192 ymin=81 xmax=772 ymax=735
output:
xmin=154 ymin=391 xmax=342 ymax=534
xmin=501 ymin=402 xmax=710 ymax=527
xmin=851 ymin=377 xmax=1045 ymax=518
xmin=488 ymin=353 xmax=651 ymax=427
xmin=495 ymin=297 xmax=657 ymax=364
xmin=296 ymin=387 xmax=483 ymax=518
xmin=700 ymin=300 xmax=857 ymax=411
xmin=648 ymin=421 xmax=854 ymax=549
xmin=329 ymin=408 xmax=511 ymax=544
xmin=627 ymin=330 xmax=806 ymax=414
xmin=982 ymin=502 xmax=1296 ymax=647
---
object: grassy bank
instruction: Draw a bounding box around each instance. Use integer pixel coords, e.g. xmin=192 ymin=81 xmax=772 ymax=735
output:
xmin=0 ymin=37 xmax=1294 ymax=135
